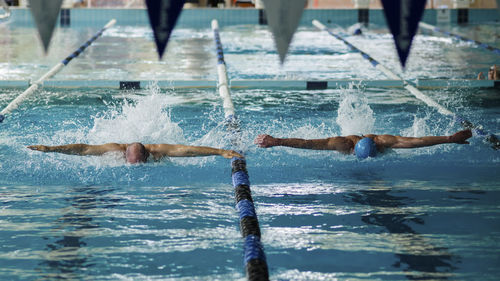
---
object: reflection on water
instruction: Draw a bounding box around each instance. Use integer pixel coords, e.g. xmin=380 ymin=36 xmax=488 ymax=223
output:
xmin=37 ymin=187 xmax=119 ymax=279
xmin=348 ymin=187 xmax=456 ymax=280
xmin=1 ymin=23 xmax=499 ymax=81
xmin=0 ymin=26 xmax=215 ymax=81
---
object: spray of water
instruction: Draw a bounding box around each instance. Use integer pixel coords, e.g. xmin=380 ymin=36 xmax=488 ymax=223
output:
xmin=402 ymin=114 xmax=431 ymax=138
xmin=336 ymin=85 xmax=375 ymax=136
xmin=399 ymin=113 xmax=459 ymax=155
xmin=85 ymin=83 xmax=233 ymax=167
xmin=88 ymin=83 xmax=186 ymax=145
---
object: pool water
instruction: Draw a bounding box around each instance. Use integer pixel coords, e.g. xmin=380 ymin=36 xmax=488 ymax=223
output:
xmin=1 ymin=21 xmax=500 ymax=280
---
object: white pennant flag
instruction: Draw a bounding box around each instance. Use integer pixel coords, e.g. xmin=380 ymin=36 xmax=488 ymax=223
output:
xmin=0 ymin=0 xmax=10 ymax=20
xmin=263 ymin=0 xmax=306 ymax=64
xmin=29 ymin=0 xmax=63 ymax=53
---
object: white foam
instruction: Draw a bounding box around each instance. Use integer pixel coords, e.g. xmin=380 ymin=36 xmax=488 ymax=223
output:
xmin=336 ymin=85 xmax=375 ymax=136
xmin=88 ymin=83 xmax=186 ymax=145
xmin=402 ymin=114 xmax=431 ymax=137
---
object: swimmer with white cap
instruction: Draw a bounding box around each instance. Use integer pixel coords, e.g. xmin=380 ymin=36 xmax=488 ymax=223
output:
xmin=477 ymin=65 xmax=499 ymax=80
xmin=28 ymin=142 xmax=243 ymax=164
xmin=254 ymin=129 xmax=472 ymax=159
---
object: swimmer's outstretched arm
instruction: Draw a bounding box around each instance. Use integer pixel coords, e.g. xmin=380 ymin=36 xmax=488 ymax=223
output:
xmin=27 ymin=143 xmax=126 ymax=155
xmin=254 ymin=134 xmax=354 ymax=153
xmin=375 ymin=129 xmax=472 ymax=149
xmin=146 ymin=144 xmax=243 ymax=159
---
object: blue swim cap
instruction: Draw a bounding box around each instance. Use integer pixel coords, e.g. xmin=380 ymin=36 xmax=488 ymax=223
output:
xmin=354 ymin=137 xmax=377 ymax=159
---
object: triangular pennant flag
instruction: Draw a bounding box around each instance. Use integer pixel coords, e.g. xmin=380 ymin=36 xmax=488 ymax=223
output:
xmin=263 ymin=0 xmax=306 ymax=64
xmin=28 ymin=0 xmax=63 ymax=53
xmin=145 ymin=0 xmax=185 ymax=59
xmin=0 ymin=0 xmax=9 ymax=13
xmin=0 ymin=1 xmax=10 ymax=20
xmin=381 ymin=0 xmax=427 ymax=69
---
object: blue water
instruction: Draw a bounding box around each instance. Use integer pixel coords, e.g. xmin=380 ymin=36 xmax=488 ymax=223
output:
xmin=1 ymin=84 xmax=499 ymax=280
xmin=1 ymin=21 xmax=500 ymax=280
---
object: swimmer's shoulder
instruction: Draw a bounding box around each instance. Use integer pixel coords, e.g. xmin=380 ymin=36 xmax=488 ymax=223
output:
xmin=102 ymin=143 xmax=127 ymax=150
xmin=144 ymin=144 xmax=172 ymax=161
xmin=344 ymin=135 xmax=365 ymax=143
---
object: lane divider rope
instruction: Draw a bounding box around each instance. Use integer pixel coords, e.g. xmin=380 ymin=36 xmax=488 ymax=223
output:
xmin=419 ymin=22 xmax=500 ymax=55
xmin=0 ymin=19 xmax=116 ymax=122
xmin=212 ymin=19 xmax=270 ymax=280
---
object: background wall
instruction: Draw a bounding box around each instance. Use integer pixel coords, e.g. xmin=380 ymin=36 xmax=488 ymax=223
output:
xmin=308 ymin=0 xmax=499 ymax=9
xmin=6 ymin=0 xmax=500 ymax=9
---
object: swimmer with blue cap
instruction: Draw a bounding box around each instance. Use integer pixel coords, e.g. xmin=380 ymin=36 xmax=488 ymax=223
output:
xmin=354 ymin=137 xmax=377 ymax=159
xmin=254 ymin=129 xmax=472 ymax=159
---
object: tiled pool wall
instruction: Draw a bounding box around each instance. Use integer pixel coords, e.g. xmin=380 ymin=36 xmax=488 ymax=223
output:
xmin=6 ymin=8 xmax=500 ymax=28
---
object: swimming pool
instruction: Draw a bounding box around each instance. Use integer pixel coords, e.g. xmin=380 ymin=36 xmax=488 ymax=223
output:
xmin=1 ymin=18 xmax=500 ymax=280
xmin=1 ymin=20 xmax=499 ymax=81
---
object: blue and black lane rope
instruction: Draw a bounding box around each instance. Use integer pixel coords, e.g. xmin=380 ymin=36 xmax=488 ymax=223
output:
xmin=213 ymin=26 xmax=225 ymax=65
xmin=62 ymin=27 xmax=107 ymax=65
xmin=326 ymin=29 xmax=380 ymax=67
xmin=424 ymin=24 xmax=500 ymax=55
xmin=213 ymin=21 xmax=269 ymax=280
xmin=231 ymin=155 xmax=269 ymax=281
xmin=0 ymin=19 xmax=116 ymax=123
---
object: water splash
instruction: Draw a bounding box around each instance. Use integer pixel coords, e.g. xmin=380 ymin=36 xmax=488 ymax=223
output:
xmin=336 ymin=85 xmax=375 ymax=136
xmin=88 ymin=83 xmax=186 ymax=145
xmin=288 ymin=123 xmax=331 ymax=140
xmin=402 ymin=114 xmax=431 ymax=137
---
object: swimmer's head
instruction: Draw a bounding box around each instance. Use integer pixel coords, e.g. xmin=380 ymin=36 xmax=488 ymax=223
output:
xmin=353 ymin=28 xmax=362 ymax=35
xmin=125 ymin=142 xmax=149 ymax=164
xmin=354 ymin=137 xmax=377 ymax=159
xmin=488 ymin=65 xmax=498 ymax=79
